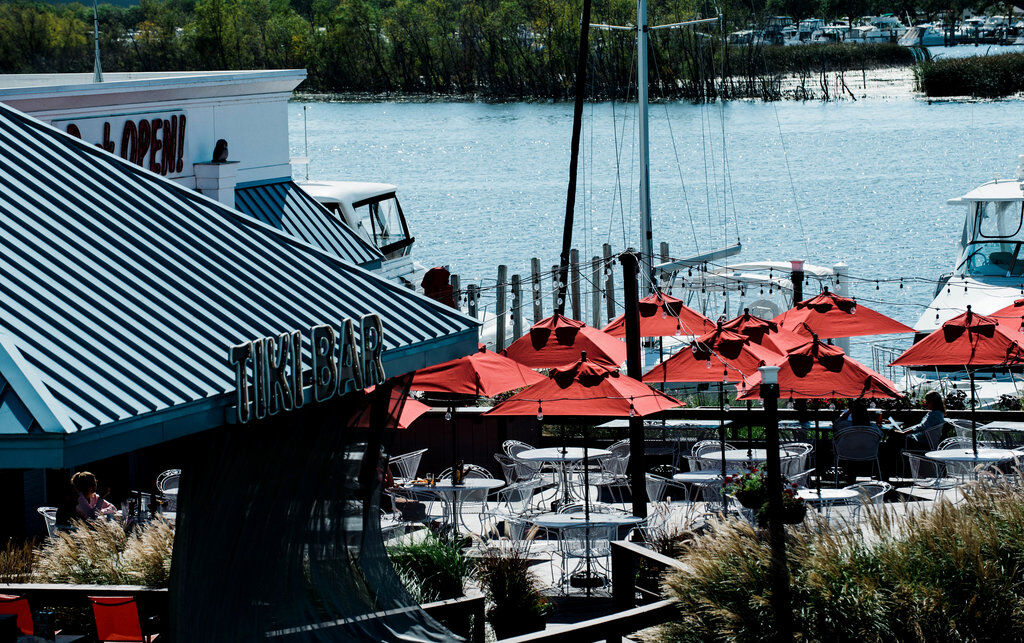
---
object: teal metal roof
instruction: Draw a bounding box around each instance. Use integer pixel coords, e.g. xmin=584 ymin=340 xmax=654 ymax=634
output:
xmin=0 ymin=104 xmax=478 ymax=467
xmin=234 ymin=180 xmax=383 ymax=268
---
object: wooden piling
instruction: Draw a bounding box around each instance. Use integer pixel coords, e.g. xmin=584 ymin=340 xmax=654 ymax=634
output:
xmin=530 ymin=258 xmax=543 ymax=324
xmin=591 ymin=256 xmax=602 ymax=328
xmin=552 ymin=265 xmax=559 ymax=312
xmin=496 ymin=265 xmax=508 ymax=351
xmin=511 ymin=273 xmax=524 ymax=339
xmin=603 ymin=243 xmax=616 ymax=320
xmin=570 ymin=248 xmax=581 ymax=320
xmin=467 ymin=284 xmax=479 ymax=319
xmin=451 ymin=274 xmax=461 ymax=311
xmin=659 ymin=242 xmax=670 ymax=289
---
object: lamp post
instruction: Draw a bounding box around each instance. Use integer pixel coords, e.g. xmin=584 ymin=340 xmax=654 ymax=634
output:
xmin=759 ymin=365 xmax=792 ymax=641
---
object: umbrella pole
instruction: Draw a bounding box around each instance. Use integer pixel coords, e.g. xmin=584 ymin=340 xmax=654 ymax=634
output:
xmin=970 ymin=370 xmax=978 ymax=456
xmin=719 ymin=381 xmax=728 ymax=509
xmin=583 ymin=424 xmax=591 ymax=597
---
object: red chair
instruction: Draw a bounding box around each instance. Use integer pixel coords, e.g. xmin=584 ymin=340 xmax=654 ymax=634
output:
xmin=89 ymin=596 xmax=159 ymax=642
xmin=0 ymin=594 xmax=33 ymax=636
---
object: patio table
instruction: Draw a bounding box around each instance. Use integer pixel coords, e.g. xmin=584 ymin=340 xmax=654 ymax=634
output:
xmin=403 ymin=477 xmax=504 ymax=535
xmin=532 ymin=512 xmax=642 ymax=593
xmin=797 ymin=488 xmax=860 ymax=503
xmin=702 ymin=447 xmax=802 ymax=468
xmin=671 ymin=471 xmax=723 ymax=503
xmin=516 ymin=447 xmax=611 ymax=509
xmin=924 ymin=448 xmax=1022 ymax=464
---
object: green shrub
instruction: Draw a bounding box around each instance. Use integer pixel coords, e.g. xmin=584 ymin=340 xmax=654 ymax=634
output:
xmin=387 ymin=534 xmax=470 ymax=603
xmin=759 ymin=42 xmax=914 ymax=74
xmin=661 ymin=479 xmax=1024 ymax=641
xmin=915 ymin=53 xmax=1024 ymax=98
xmin=474 ymin=548 xmax=550 ymax=637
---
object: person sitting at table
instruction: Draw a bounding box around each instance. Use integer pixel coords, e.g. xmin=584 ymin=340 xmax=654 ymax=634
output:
xmin=72 ymin=471 xmax=116 ymax=520
xmin=894 ymin=391 xmax=945 ymax=449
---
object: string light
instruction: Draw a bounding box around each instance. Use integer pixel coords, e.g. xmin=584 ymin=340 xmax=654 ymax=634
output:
xmin=536 ymin=402 xmax=544 ymax=421
xmin=444 ymin=409 xmax=452 ymax=421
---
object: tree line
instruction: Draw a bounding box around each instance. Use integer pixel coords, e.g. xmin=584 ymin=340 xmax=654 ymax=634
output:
xmin=0 ymin=0 xmax=991 ymax=100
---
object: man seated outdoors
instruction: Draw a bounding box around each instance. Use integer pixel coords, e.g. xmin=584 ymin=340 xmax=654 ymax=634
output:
xmin=72 ymin=471 xmax=117 ymax=520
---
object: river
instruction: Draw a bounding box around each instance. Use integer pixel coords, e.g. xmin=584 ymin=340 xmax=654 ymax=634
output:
xmin=290 ymin=95 xmax=1024 ymax=355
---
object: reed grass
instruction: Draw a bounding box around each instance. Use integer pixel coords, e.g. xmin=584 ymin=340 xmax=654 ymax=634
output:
xmin=915 ymin=53 xmax=1024 ymax=98
xmin=0 ymin=539 xmax=35 ymax=583
xmin=32 ymin=519 xmax=174 ymax=587
xmin=660 ymin=478 xmax=1024 ymax=642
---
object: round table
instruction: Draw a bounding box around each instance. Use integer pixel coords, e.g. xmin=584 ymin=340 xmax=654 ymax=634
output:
xmin=924 ymin=448 xmax=1021 ymax=463
xmin=404 ymin=477 xmax=504 ymax=534
xmin=517 ymin=447 xmax=612 ymax=509
xmin=532 ymin=512 xmax=641 ymax=593
xmin=797 ymin=488 xmax=860 ymax=503
xmin=702 ymin=447 xmax=801 ymax=465
xmin=672 ymin=471 xmax=723 ymax=503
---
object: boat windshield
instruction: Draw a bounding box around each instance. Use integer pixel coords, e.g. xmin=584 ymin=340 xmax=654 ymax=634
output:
xmin=957 ymin=201 xmax=1024 ymax=276
xmin=353 ymin=194 xmax=412 ymax=257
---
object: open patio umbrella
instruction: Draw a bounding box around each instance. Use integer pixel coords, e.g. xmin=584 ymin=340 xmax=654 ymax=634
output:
xmin=891 ymin=306 xmax=1024 ymax=454
xmin=737 ymin=336 xmax=903 ymax=401
xmin=720 ymin=308 xmax=807 ymax=355
xmin=354 ymin=391 xmax=430 ymax=430
xmin=642 ymin=324 xmax=776 ymax=494
xmin=774 ymin=289 xmax=914 ymax=339
xmin=410 ymin=345 xmax=546 ymax=477
xmin=503 ymin=314 xmax=626 ymax=369
xmin=486 ymin=352 xmax=681 ymax=593
xmin=602 ymin=292 xmax=716 ymax=338
xmin=990 ymin=299 xmax=1024 ymax=333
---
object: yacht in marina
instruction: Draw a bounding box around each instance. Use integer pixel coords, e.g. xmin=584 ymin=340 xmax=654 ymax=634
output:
xmin=915 ymin=156 xmax=1024 ymax=335
xmin=899 ymin=24 xmax=947 ymax=47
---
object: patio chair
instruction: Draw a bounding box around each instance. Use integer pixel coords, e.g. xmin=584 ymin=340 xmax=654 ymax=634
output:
xmin=688 ymin=440 xmax=737 ymax=471
xmin=590 ymin=446 xmax=630 ymax=505
xmin=843 ymin=481 xmax=892 ymax=521
xmin=645 ymin=473 xmax=688 ymax=503
xmin=558 ymin=524 xmax=616 ymax=592
xmin=833 ymin=426 xmax=883 ymax=484
xmin=493 ymin=453 xmax=519 ymax=484
xmin=786 ymin=469 xmax=814 ymax=489
xmin=503 ymin=440 xmax=543 ymax=479
xmin=782 ymin=443 xmax=813 ymax=476
xmin=903 ymin=451 xmax=957 ymax=493
xmin=90 ymin=596 xmax=159 ymax=642
xmin=0 ymin=594 xmax=33 ymax=637
xmin=36 ymin=506 xmax=58 ymax=538
xmin=386 ymin=486 xmax=447 ymax=529
xmin=155 ymin=469 xmax=180 ymax=512
xmin=388 ymin=448 xmax=428 ymax=483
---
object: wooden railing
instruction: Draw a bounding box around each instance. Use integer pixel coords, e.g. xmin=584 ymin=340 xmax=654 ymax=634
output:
xmin=500 ymin=540 xmax=689 ymax=643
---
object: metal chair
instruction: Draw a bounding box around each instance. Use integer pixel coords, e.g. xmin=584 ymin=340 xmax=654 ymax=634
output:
xmin=155 ymin=469 xmax=180 ymax=512
xmin=843 ymin=480 xmax=892 ymax=521
xmin=493 ymin=453 xmax=519 ymax=484
xmin=645 ymin=473 xmax=689 ymax=503
xmin=833 ymin=426 xmax=883 ymax=484
xmin=557 ymin=523 xmax=616 ymax=592
xmin=388 ymin=449 xmax=427 ymax=483
xmin=782 ymin=443 xmax=813 ymax=476
xmin=903 ymin=451 xmax=957 ymax=492
xmin=689 ymin=440 xmax=737 ymax=471
xmin=36 ymin=506 xmax=58 ymax=538
xmin=503 ymin=440 xmax=542 ymax=479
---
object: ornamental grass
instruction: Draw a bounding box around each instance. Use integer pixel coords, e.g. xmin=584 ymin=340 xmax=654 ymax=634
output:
xmin=660 ymin=478 xmax=1024 ymax=642
xmin=32 ymin=519 xmax=174 ymax=587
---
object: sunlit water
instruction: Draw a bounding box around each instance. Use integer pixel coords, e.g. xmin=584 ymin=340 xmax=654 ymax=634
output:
xmin=290 ymin=96 xmax=1024 ymax=356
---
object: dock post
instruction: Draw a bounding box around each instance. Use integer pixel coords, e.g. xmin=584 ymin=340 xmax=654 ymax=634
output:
xmin=530 ymin=258 xmax=543 ymax=324
xmin=570 ymin=248 xmax=581 ymax=320
xmin=511 ymin=273 xmax=524 ymax=339
xmin=659 ymin=242 xmax=670 ymax=289
xmin=451 ymin=274 xmax=461 ymax=312
xmin=467 ymin=284 xmax=479 ymax=320
xmin=496 ymin=265 xmax=508 ymax=351
xmin=603 ymin=243 xmax=616 ymax=320
xmin=591 ymin=256 xmax=602 ymax=328
xmin=833 ymin=262 xmax=850 ymax=353
xmin=552 ymin=265 xmax=559 ymax=313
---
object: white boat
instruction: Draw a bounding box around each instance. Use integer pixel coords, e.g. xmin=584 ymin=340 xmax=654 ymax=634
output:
xmin=298 ymin=180 xmax=424 ymax=287
xmin=899 ymin=24 xmax=947 ymax=47
xmin=847 ymin=15 xmax=906 ymax=43
xmin=914 ymin=155 xmax=1024 ymax=335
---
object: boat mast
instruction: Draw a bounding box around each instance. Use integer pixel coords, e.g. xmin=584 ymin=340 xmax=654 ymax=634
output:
xmin=637 ymin=0 xmax=653 ymax=293
xmin=92 ymin=0 xmax=103 ymax=82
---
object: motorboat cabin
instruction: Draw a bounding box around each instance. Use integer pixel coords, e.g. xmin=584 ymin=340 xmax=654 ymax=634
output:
xmin=916 ymin=161 xmax=1024 ymax=333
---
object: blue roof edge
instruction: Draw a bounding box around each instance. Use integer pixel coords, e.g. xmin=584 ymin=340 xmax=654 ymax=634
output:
xmin=0 ymin=333 xmax=76 ymax=434
xmin=56 ymin=326 xmax=479 ymax=466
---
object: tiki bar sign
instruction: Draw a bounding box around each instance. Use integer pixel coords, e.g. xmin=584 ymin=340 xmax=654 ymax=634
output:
xmin=55 ymin=112 xmax=188 ymax=178
xmin=228 ymin=316 xmax=386 ymax=424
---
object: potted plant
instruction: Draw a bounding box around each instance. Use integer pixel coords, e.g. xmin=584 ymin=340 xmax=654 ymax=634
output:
xmin=756 ymin=486 xmax=808 ymax=527
xmin=724 ymin=470 xmax=768 ymax=509
xmin=475 ymin=548 xmax=551 ymax=639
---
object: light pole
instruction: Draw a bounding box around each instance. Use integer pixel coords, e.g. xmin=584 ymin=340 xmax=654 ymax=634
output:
xmin=759 ymin=365 xmax=792 ymax=641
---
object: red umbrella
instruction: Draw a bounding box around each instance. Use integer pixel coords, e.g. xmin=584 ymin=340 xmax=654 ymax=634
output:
xmin=891 ymin=306 xmax=1024 ymax=453
xmin=737 ymin=337 xmax=902 ymax=401
xmin=603 ymin=292 xmax=715 ymax=338
xmin=774 ymin=289 xmax=914 ymax=339
xmin=720 ymin=308 xmax=807 ymax=355
xmin=486 ymin=354 xmax=682 ymax=418
xmin=990 ymin=299 xmax=1024 ymax=332
xmin=642 ymin=326 xmax=777 ymax=384
xmin=503 ymin=314 xmax=626 ymax=369
xmin=411 ymin=345 xmax=545 ymax=396
xmin=355 ymin=387 xmax=430 ymax=429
